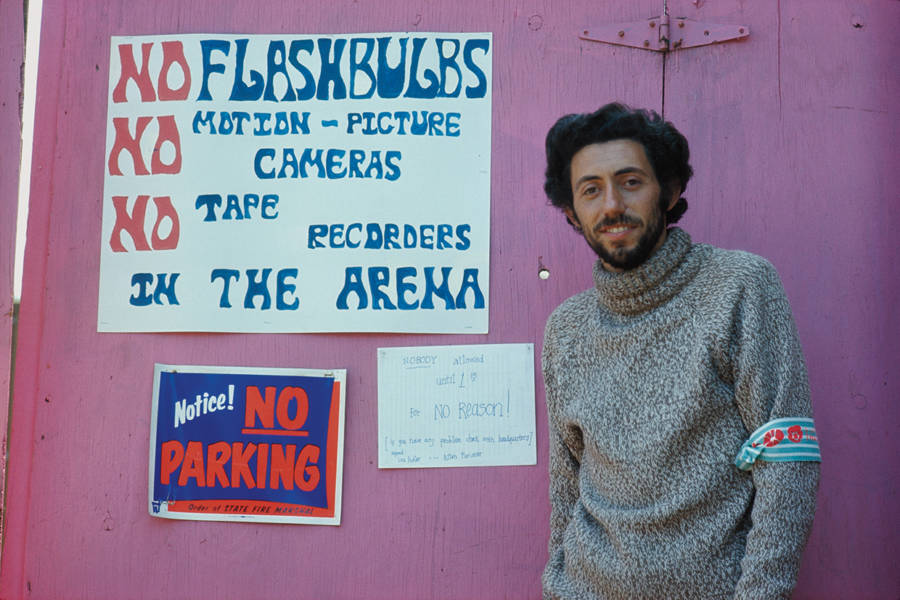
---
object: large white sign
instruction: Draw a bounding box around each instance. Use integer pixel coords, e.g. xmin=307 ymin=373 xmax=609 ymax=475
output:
xmin=378 ymin=343 xmax=536 ymax=468
xmin=99 ymin=33 xmax=492 ymax=332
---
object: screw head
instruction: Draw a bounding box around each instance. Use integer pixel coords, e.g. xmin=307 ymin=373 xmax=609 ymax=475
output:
xmin=618 ymin=30 xmax=625 ymax=37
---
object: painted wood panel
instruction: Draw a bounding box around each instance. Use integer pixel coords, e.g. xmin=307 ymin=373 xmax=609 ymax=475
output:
xmin=663 ymin=1 xmax=900 ymax=597
xmin=0 ymin=0 xmax=25 ymax=547
xmin=3 ymin=1 xmax=663 ymax=598
xmin=10 ymin=0 xmax=896 ymax=597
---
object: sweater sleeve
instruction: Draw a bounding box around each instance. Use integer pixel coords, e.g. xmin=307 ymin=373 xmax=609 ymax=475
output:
xmin=729 ymin=260 xmax=820 ymax=599
xmin=541 ymin=315 xmax=582 ymax=596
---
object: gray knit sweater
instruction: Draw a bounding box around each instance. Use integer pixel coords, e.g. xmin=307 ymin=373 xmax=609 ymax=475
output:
xmin=542 ymin=228 xmax=819 ymax=600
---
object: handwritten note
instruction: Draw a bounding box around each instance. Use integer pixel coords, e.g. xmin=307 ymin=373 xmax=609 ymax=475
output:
xmin=377 ymin=343 xmax=535 ymax=468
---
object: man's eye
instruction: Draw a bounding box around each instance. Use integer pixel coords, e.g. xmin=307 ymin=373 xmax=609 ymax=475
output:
xmin=583 ymin=185 xmax=599 ymax=196
xmin=624 ymin=178 xmax=641 ymax=187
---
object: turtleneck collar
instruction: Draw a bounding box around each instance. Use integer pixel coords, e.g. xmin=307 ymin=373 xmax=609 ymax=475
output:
xmin=592 ymin=227 xmax=702 ymax=316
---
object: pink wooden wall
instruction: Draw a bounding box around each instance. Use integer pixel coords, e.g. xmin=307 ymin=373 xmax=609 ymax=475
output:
xmin=665 ymin=4 xmax=900 ymax=595
xmin=0 ymin=0 xmax=25 ymax=537
xmin=3 ymin=1 xmax=898 ymax=598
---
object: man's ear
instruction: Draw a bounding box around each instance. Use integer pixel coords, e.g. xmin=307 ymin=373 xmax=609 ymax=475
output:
xmin=563 ymin=207 xmax=582 ymax=231
xmin=665 ymin=183 xmax=680 ymax=212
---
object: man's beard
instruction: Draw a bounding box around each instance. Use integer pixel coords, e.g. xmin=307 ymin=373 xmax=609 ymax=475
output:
xmin=587 ymin=201 xmax=666 ymax=271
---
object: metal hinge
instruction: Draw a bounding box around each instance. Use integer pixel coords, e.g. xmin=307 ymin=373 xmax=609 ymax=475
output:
xmin=580 ymin=13 xmax=749 ymax=53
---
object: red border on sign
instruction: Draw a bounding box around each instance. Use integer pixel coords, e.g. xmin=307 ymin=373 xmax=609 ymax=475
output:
xmin=325 ymin=380 xmax=341 ymax=514
xmin=165 ymin=499 xmax=334 ymax=518
xmin=164 ymin=379 xmax=341 ymax=520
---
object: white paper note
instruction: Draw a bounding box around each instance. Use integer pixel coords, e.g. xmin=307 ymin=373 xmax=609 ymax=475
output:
xmin=378 ymin=343 xmax=535 ymax=468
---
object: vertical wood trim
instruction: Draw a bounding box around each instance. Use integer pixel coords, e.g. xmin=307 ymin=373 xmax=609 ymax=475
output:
xmin=0 ymin=0 xmax=26 ymax=574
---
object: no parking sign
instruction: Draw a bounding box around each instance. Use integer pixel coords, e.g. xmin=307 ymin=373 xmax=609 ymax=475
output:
xmin=149 ymin=364 xmax=346 ymax=525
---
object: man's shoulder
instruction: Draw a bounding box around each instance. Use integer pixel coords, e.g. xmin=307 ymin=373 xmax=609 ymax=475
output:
xmin=546 ymin=286 xmax=596 ymax=327
xmin=690 ymin=243 xmax=793 ymax=316
xmin=694 ymin=242 xmax=781 ymax=287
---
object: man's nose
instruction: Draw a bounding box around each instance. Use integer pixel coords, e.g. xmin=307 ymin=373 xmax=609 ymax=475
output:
xmin=602 ymin=183 xmax=625 ymax=214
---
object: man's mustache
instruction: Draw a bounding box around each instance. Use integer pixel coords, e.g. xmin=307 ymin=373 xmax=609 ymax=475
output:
xmin=593 ymin=216 xmax=642 ymax=233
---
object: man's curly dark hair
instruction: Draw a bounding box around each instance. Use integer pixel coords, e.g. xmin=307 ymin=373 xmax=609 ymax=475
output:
xmin=544 ymin=103 xmax=693 ymax=227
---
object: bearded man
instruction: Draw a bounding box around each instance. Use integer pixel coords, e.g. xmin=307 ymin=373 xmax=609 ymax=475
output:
xmin=541 ymin=103 xmax=820 ymax=599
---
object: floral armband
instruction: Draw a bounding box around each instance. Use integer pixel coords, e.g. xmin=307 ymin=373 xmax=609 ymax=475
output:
xmin=735 ymin=418 xmax=821 ymax=471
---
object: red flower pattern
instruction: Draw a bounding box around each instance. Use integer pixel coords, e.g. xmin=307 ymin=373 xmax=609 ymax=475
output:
xmin=763 ymin=428 xmax=784 ymax=447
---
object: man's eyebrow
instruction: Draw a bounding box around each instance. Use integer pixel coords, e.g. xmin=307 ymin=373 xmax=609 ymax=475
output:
xmin=574 ymin=166 xmax=650 ymax=187
xmin=615 ymin=166 xmax=650 ymax=177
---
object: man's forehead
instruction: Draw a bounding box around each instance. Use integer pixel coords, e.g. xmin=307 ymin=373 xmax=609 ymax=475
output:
xmin=570 ymin=139 xmax=654 ymax=178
